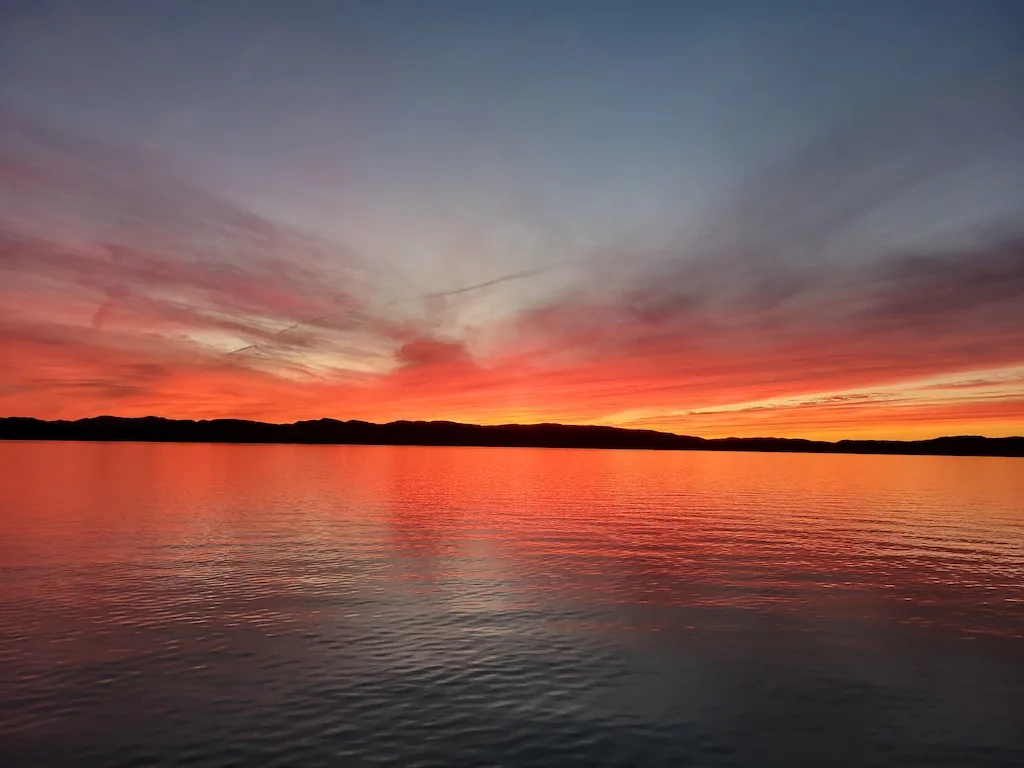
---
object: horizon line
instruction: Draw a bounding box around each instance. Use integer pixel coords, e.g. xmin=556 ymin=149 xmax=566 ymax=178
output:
xmin=1 ymin=415 xmax=1021 ymax=458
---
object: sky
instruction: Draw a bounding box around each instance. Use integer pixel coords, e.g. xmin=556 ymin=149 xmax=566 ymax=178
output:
xmin=1 ymin=0 xmax=1023 ymax=439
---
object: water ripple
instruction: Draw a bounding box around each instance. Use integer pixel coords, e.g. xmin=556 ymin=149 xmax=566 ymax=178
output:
xmin=1 ymin=443 xmax=1022 ymax=766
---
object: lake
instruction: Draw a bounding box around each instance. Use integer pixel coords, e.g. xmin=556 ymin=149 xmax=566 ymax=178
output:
xmin=1 ymin=441 xmax=1022 ymax=767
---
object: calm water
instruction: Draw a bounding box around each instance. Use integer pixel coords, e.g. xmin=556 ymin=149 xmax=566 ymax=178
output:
xmin=1 ymin=442 xmax=1023 ymax=767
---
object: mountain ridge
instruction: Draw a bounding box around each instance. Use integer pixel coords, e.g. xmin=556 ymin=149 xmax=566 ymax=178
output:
xmin=1 ymin=416 xmax=1021 ymax=457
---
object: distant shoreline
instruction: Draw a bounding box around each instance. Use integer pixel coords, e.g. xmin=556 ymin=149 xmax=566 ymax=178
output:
xmin=1 ymin=416 xmax=1021 ymax=458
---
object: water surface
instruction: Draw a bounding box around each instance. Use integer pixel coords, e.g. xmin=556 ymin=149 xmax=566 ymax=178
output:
xmin=1 ymin=442 xmax=1023 ymax=767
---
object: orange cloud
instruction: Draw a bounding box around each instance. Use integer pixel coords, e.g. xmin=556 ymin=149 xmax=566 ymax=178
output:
xmin=1 ymin=105 xmax=1022 ymax=439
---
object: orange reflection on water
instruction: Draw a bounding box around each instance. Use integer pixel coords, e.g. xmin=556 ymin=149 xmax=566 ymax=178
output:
xmin=2 ymin=442 xmax=1022 ymax=640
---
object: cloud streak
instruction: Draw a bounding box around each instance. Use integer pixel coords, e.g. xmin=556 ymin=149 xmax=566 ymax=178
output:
xmin=1 ymin=61 xmax=1023 ymax=441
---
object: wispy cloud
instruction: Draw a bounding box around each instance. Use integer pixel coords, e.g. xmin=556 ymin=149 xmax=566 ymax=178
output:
xmin=1 ymin=76 xmax=1022 ymax=440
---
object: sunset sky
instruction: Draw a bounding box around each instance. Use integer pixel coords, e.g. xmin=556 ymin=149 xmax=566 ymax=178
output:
xmin=1 ymin=0 xmax=1022 ymax=440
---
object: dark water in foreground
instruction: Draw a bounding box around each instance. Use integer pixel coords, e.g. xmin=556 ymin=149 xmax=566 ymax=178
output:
xmin=1 ymin=443 xmax=1022 ymax=767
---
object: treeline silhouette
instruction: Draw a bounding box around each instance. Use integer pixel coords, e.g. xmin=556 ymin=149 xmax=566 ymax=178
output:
xmin=0 ymin=416 xmax=1021 ymax=457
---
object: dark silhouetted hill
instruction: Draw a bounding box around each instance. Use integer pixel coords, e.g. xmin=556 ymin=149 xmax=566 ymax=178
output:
xmin=0 ymin=416 xmax=1021 ymax=457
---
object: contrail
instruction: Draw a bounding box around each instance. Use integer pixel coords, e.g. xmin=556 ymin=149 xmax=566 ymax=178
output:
xmin=418 ymin=265 xmax=554 ymax=299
